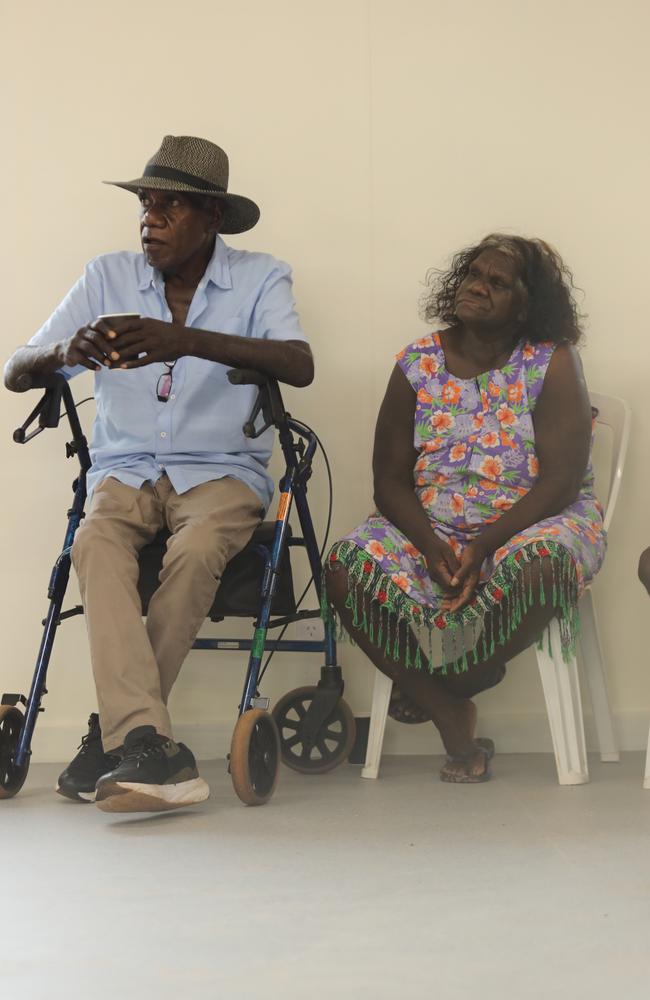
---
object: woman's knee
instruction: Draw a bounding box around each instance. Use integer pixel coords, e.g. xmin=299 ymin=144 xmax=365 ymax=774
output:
xmin=439 ymin=660 xmax=506 ymax=698
xmin=638 ymin=547 xmax=650 ymax=594
xmin=522 ymin=556 xmax=557 ymax=604
xmin=324 ymin=561 xmax=350 ymax=609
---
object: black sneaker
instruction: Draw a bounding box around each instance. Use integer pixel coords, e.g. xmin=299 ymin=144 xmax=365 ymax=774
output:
xmin=56 ymin=713 xmax=121 ymax=803
xmin=95 ymin=726 xmax=210 ymax=813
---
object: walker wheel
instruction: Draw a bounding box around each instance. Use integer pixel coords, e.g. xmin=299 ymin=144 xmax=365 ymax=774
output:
xmin=230 ymin=708 xmax=280 ymax=806
xmin=0 ymin=705 xmax=29 ymax=799
xmin=272 ymin=686 xmax=356 ymax=775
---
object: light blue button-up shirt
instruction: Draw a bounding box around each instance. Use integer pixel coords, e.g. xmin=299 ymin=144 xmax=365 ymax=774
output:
xmin=26 ymin=237 xmax=307 ymax=510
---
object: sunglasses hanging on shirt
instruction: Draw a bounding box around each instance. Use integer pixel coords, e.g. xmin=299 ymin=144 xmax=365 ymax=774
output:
xmin=156 ymin=361 xmax=177 ymax=402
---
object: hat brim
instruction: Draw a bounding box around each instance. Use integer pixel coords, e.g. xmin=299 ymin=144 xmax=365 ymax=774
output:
xmin=103 ymin=177 xmax=260 ymax=234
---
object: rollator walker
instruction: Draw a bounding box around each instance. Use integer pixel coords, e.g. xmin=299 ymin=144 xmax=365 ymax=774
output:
xmin=0 ymin=369 xmax=355 ymax=805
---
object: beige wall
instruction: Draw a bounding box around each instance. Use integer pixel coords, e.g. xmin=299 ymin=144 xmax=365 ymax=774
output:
xmin=2 ymin=0 xmax=649 ymax=761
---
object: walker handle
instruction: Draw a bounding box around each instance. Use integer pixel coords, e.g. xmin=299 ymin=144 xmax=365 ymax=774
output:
xmin=12 ymin=373 xmax=68 ymax=442
xmin=13 ymin=372 xmax=65 ymax=393
xmin=227 ymin=369 xmax=287 ymax=437
xmin=227 ymin=369 xmax=268 ymax=386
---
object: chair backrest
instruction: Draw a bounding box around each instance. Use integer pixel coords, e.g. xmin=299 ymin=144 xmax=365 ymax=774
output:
xmin=589 ymin=391 xmax=632 ymax=532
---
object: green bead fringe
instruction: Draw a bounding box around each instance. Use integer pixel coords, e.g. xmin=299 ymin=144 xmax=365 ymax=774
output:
xmin=321 ymin=538 xmax=581 ymax=675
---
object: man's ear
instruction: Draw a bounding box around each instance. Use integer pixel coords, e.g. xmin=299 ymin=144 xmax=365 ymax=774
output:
xmin=209 ymin=200 xmax=223 ymax=233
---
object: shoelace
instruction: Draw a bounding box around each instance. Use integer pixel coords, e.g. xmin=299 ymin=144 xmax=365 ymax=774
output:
xmin=77 ymin=726 xmax=101 ymax=754
xmin=121 ymin=735 xmax=170 ymax=763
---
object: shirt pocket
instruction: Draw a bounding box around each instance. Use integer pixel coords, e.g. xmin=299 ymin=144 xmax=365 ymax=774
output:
xmin=95 ymin=366 xmax=154 ymax=405
xmin=190 ymin=317 xmax=248 ymax=386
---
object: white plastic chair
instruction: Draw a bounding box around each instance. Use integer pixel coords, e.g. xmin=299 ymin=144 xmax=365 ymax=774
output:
xmin=362 ymin=391 xmax=631 ymax=786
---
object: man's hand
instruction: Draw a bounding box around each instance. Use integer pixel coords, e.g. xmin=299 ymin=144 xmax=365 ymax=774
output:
xmin=440 ymin=541 xmax=487 ymax=613
xmin=423 ymin=537 xmax=461 ymax=594
xmin=58 ymin=316 xmax=176 ymax=372
xmin=59 ymin=318 xmax=124 ymax=371
xmin=106 ymin=318 xmax=184 ymax=368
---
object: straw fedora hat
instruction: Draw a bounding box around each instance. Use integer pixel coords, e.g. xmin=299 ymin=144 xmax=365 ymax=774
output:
xmin=104 ymin=135 xmax=260 ymax=234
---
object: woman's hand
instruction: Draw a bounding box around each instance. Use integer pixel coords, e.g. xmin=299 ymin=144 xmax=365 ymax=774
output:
xmin=440 ymin=541 xmax=487 ymax=613
xmin=423 ymin=538 xmax=461 ymax=593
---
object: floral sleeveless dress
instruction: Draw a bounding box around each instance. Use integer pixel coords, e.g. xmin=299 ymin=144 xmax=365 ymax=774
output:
xmin=327 ymin=333 xmax=606 ymax=672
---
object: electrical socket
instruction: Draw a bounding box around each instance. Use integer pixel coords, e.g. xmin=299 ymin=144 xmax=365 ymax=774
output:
xmin=295 ymin=618 xmax=325 ymax=642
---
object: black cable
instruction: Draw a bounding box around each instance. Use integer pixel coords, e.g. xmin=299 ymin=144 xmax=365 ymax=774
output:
xmin=59 ymin=397 xmax=94 ymax=420
xmin=256 ymin=422 xmax=333 ymax=686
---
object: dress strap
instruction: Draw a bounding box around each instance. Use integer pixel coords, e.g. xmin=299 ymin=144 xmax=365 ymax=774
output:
xmin=519 ymin=340 xmax=556 ymax=409
xmin=396 ymin=332 xmax=445 ymax=391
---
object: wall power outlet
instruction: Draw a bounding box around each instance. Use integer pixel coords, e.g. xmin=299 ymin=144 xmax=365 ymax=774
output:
xmin=295 ymin=618 xmax=325 ymax=642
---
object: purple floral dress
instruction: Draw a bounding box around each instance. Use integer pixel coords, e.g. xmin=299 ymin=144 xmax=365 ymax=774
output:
xmin=327 ymin=333 xmax=606 ymax=672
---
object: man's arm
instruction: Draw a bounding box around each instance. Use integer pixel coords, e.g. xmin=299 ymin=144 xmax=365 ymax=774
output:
xmin=98 ymin=318 xmax=314 ymax=388
xmin=5 ymin=318 xmax=314 ymax=390
xmin=5 ymin=256 xmax=314 ymax=390
xmin=4 ymin=326 xmax=120 ymax=391
xmin=106 ymin=258 xmax=314 ymax=387
xmin=4 ymin=259 xmax=112 ymax=391
xmin=4 ymin=343 xmax=65 ymax=390
xmin=186 ymin=329 xmax=314 ymax=387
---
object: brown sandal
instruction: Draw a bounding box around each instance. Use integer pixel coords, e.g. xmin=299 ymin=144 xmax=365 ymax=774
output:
xmin=439 ymin=738 xmax=495 ymax=784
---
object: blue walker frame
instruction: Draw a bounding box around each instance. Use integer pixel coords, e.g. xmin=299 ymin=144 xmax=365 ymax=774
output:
xmin=1 ymin=370 xmax=351 ymax=804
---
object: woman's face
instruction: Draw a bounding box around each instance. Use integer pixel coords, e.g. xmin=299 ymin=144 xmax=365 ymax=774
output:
xmin=454 ymin=249 xmax=526 ymax=332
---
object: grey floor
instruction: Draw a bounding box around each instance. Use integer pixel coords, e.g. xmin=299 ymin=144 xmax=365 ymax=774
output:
xmin=2 ymin=753 xmax=650 ymax=1000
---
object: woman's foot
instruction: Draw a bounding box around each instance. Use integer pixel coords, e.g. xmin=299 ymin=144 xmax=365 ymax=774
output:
xmin=436 ymin=698 xmax=493 ymax=783
xmin=388 ymin=683 xmax=431 ymax=724
xmin=439 ymin=743 xmax=492 ymax=783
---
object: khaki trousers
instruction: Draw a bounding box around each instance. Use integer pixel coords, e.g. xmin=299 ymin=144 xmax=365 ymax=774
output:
xmin=71 ymin=474 xmax=263 ymax=751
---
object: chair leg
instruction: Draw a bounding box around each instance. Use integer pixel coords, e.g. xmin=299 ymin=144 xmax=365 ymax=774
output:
xmin=361 ymin=670 xmax=392 ymax=780
xmin=578 ymin=589 xmax=619 ymax=762
xmin=644 ymin=726 xmax=650 ymax=790
xmin=536 ymin=617 xmax=589 ymax=785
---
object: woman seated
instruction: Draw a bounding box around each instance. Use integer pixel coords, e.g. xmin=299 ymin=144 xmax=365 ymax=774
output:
xmin=325 ymin=234 xmax=606 ymax=783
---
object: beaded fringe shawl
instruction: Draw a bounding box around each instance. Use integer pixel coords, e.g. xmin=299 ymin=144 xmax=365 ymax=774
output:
xmin=324 ymin=539 xmax=580 ymax=674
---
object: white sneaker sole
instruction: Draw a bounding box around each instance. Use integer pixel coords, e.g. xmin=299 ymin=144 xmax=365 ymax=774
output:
xmin=95 ymin=777 xmax=210 ymax=813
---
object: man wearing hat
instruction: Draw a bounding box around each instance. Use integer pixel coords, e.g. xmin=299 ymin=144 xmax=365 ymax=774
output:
xmin=4 ymin=135 xmax=313 ymax=813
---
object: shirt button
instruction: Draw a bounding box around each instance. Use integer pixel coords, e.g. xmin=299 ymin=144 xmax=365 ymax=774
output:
xmin=170 ymin=394 xmax=176 ymax=400
xmin=160 ymin=432 xmax=166 ymax=438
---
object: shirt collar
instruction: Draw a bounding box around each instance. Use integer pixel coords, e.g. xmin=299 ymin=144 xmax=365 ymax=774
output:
xmin=136 ymin=236 xmax=232 ymax=292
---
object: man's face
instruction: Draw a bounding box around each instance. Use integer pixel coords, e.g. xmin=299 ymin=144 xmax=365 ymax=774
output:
xmin=454 ymin=249 xmax=527 ymax=331
xmin=138 ymin=188 xmax=220 ymax=274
